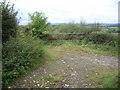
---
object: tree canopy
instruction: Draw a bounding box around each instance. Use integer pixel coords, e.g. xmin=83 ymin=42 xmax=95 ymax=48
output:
xmin=1 ymin=0 xmax=19 ymax=43
xmin=28 ymin=11 xmax=50 ymax=31
xmin=28 ymin=11 xmax=50 ymax=38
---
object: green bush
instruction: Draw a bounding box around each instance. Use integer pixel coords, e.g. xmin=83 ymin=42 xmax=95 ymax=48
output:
xmin=2 ymin=31 xmax=47 ymax=87
xmin=28 ymin=11 xmax=50 ymax=38
xmin=88 ymin=32 xmax=118 ymax=46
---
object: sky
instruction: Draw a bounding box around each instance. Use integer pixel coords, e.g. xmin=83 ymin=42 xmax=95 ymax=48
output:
xmin=9 ymin=0 xmax=119 ymax=25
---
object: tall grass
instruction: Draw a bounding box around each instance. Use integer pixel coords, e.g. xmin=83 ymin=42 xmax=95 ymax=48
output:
xmin=81 ymin=42 xmax=118 ymax=56
xmin=98 ymin=71 xmax=118 ymax=88
xmin=51 ymin=22 xmax=100 ymax=34
xmin=50 ymin=22 xmax=102 ymax=41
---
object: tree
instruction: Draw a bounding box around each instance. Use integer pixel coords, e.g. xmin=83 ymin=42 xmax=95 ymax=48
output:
xmin=1 ymin=0 xmax=19 ymax=43
xmin=28 ymin=11 xmax=50 ymax=38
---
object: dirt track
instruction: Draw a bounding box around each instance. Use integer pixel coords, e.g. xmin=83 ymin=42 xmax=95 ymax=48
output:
xmin=10 ymin=46 xmax=118 ymax=88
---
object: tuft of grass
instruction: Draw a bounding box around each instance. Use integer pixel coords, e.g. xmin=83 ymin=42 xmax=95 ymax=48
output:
xmin=86 ymin=65 xmax=118 ymax=88
xmin=98 ymin=72 xmax=118 ymax=88
xmin=86 ymin=70 xmax=118 ymax=88
xmin=85 ymin=44 xmax=118 ymax=56
xmin=75 ymin=39 xmax=118 ymax=56
xmin=39 ymin=75 xmax=64 ymax=88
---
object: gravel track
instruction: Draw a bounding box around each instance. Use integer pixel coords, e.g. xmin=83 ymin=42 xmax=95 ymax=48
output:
xmin=9 ymin=47 xmax=118 ymax=88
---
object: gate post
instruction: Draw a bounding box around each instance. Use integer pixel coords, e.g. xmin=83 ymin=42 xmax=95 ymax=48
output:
xmin=82 ymin=33 xmax=84 ymax=39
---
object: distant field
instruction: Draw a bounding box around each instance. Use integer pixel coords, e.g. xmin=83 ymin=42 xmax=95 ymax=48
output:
xmin=101 ymin=27 xmax=119 ymax=33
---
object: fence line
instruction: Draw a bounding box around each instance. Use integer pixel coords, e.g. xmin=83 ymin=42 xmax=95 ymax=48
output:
xmin=48 ymin=33 xmax=83 ymax=35
xmin=43 ymin=33 xmax=85 ymax=41
xmin=46 ymin=40 xmax=82 ymax=41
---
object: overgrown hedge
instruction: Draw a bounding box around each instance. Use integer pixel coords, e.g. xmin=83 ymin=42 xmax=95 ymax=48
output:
xmin=2 ymin=31 xmax=47 ymax=87
xmin=88 ymin=32 xmax=118 ymax=47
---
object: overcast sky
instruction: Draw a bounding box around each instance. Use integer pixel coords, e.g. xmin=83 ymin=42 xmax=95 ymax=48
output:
xmin=9 ymin=0 xmax=119 ymax=25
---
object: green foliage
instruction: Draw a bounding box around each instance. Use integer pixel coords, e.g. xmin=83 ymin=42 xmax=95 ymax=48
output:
xmin=78 ymin=21 xmax=88 ymax=33
xmin=98 ymin=72 xmax=118 ymax=88
xmin=28 ymin=11 xmax=50 ymax=38
xmin=28 ymin=11 xmax=50 ymax=30
xmin=88 ymin=32 xmax=118 ymax=47
xmin=79 ymin=40 xmax=118 ymax=56
xmin=2 ymin=31 xmax=47 ymax=87
xmin=1 ymin=0 xmax=19 ymax=43
xmin=50 ymin=22 xmax=101 ymax=41
xmin=60 ymin=23 xmax=79 ymax=33
xmin=51 ymin=22 xmax=101 ymax=34
xmin=49 ymin=22 xmax=118 ymax=56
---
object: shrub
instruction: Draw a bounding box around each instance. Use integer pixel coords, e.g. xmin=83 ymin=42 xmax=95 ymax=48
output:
xmin=2 ymin=31 xmax=47 ymax=87
xmin=88 ymin=32 xmax=118 ymax=46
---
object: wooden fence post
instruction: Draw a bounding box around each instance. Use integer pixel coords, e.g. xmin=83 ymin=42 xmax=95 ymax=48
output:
xmin=82 ymin=33 xmax=84 ymax=39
